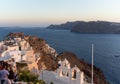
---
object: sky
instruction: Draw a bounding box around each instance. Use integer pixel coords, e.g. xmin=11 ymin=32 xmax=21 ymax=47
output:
xmin=0 ymin=0 xmax=120 ymax=27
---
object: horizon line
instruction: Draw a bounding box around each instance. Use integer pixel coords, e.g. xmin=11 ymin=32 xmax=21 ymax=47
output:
xmin=0 ymin=20 xmax=120 ymax=28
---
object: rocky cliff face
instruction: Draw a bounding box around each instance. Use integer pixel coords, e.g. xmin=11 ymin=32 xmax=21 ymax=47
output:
xmin=24 ymin=35 xmax=58 ymax=70
xmin=47 ymin=21 xmax=120 ymax=34
xmin=6 ymin=32 xmax=109 ymax=84
xmin=71 ymin=21 xmax=120 ymax=34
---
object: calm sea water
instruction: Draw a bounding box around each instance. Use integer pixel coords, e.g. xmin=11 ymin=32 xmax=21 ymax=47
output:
xmin=0 ymin=28 xmax=120 ymax=84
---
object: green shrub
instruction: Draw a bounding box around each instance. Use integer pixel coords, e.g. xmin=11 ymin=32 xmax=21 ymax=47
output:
xmin=18 ymin=70 xmax=46 ymax=84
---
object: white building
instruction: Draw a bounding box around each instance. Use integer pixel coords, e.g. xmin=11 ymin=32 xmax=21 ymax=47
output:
xmin=57 ymin=59 xmax=84 ymax=84
xmin=0 ymin=50 xmax=26 ymax=62
xmin=7 ymin=45 xmax=19 ymax=51
xmin=14 ymin=37 xmax=22 ymax=42
xmin=0 ymin=36 xmax=39 ymax=75
xmin=38 ymin=59 xmax=86 ymax=84
xmin=18 ymin=39 xmax=30 ymax=50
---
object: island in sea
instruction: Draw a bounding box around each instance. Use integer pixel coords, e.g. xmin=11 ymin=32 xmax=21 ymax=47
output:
xmin=0 ymin=32 xmax=109 ymax=84
xmin=47 ymin=21 xmax=120 ymax=34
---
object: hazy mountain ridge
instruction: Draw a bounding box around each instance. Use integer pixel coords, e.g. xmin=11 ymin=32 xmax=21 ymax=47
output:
xmin=47 ymin=21 xmax=120 ymax=34
xmin=47 ymin=21 xmax=81 ymax=30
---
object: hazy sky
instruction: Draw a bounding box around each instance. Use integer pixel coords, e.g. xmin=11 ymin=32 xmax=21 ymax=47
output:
xmin=0 ymin=0 xmax=120 ymax=27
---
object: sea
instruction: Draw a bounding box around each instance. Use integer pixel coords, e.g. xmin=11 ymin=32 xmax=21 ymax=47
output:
xmin=0 ymin=28 xmax=120 ymax=84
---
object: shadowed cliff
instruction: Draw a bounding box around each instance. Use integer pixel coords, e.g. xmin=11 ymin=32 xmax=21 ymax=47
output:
xmin=47 ymin=21 xmax=120 ymax=34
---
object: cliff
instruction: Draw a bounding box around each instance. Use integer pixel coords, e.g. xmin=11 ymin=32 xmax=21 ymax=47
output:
xmin=7 ymin=32 xmax=58 ymax=70
xmin=6 ymin=32 xmax=109 ymax=84
xmin=46 ymin=21 xmax=120 ymax=34
xmin=57 ymin=51 xmax=109 ymax=84
xmin=71 ymin=21 xmax=120 ymax=34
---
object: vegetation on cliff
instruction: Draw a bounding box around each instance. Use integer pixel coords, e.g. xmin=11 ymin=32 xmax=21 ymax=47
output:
xmin=19 ymin=70 xmax=46 ymax=84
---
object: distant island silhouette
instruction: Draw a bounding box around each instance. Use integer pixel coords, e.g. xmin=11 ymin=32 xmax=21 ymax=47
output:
xmin=47 ymin=21 xmax=120 ymax=34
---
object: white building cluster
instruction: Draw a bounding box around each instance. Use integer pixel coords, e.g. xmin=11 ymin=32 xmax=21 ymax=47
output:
xmin=0 ymin=35 xmax=87 ymax=84
xmin=0 ymin=37 xmax=38 ymax=72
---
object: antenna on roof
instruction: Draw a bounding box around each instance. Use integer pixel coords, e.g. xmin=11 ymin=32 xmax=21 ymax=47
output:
xmin=91 ymin=44 xmax=94 ymax=84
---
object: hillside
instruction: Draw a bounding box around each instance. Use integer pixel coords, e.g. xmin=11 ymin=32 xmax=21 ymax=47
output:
xmin=57 ymin=51 xmax=109 ymax=84
xmin=47 ymin=21 xmax=120 ymax=34
xmin=71 ymin=21 xmax=120 ymax=33
xmin=6 ymin=32 xmax=109 ymax=84
xmin=7 ymin=32 xmax=58 ymax=71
